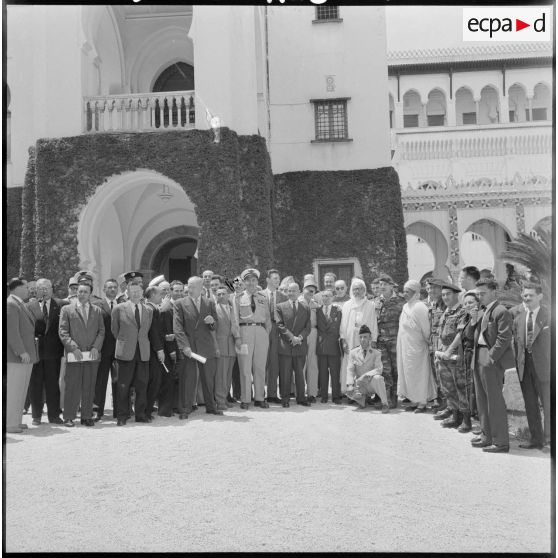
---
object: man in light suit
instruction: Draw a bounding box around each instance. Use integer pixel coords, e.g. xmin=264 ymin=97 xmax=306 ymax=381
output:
xmin=346 ymin=325 xmax=390 ymax=412
xmin=6 ymin=278 xmax=38 ymax=433
xmin=513 ymin=282 xmax=550 ymax=449
xmin=27 ymin=278 xmax=68 ymax=425
xmin=263 ymin=269 xmax=288 ymax=403
xmin=111 ymin=282 xmax=153 ymax=426
xmin=471 ymin=278 xmax=515 ymax=453
xmin=276 ymin=281 xmax=311 ymax=407
xmin=316 ymin=289 xmax=342 ymax=403
xmin=173 ymin=276 xmax=222 ymax=417
xmin=92 ymin=278 xmax=118 ymax=421
xmin=58 ymin=283 xmax=105 ymax=427
xmin=214 ymin=286 xmax=241 ymax=410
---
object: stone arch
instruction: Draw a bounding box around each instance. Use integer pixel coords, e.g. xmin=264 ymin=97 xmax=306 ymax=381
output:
xmin=508 ymin=82 xmax=528 ymax=122
xmin=532 ymin=82 xmax=551 ymax=121
xmin=455 ymin=86 xmax=476 ymax=125
xmin=140 ymin=224 xmax=199 ymax=271
xmin=465 ymin=218 xmax=512 ymax=280
xmin=425 ymin=88 xmax=446 ymax=126
xmin=402 ymin=89 xmax=422 ymax=128
xmin=478 ymin=85 xmax=500 ymax=124
xmin=532 ymin=215 xmax=551 ymax=236
xmin=77 ymin=169 xmax=198 ymax=293
xmin=406 ymin=221 xmax=449 ymax=278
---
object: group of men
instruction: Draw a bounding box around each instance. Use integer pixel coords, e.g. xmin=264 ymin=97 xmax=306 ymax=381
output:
xmin=6 ymin=264 xmax=550 ymax=455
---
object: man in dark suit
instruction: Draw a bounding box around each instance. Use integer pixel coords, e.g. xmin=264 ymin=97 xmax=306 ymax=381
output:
xmin=27 ymin=278 xmax=68 ymax=425
xmin=173 ymin=276 xmax=222 ymax=417
xmin=471 ymin=278 xmax=515 ymax=453
xmin=276 ymin=281 xmax=312 ymax=407
xmin=92 ymin=278 xmax=118 ymax=421
xmin=316 ymin=289 xmax=342 ymax=403
xmin=263 ymin=269 xmax=288 ymax=403
xmin=58 ymin=282 xmax=105 ymax=427
xmin=111 ymin=282 xmax=153 ymax=425
xmin=513 ymin=282 xmax=550 ymax=449
xmin=144 ymin=285 xmax=165 ymax=420
xmin=6 ymin=278 xmax=39 ymax=433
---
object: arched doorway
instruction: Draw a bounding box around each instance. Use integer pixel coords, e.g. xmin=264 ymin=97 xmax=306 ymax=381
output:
xmin=465 ymin=218 xmax=512 ymax=281
xmin=406 ymin=221 xmax=449 ymax=280
xmin=77 ymin=170 xmax=198 ymax=293
xmin=139 ymin=225 xmax=198 ymax=282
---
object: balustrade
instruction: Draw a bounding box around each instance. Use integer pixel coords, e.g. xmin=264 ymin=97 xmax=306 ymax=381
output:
xmin=84 ymin=91 xmax=195 ymax=133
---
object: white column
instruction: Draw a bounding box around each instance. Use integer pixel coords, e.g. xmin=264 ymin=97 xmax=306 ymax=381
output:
xmin=446 ymin=98 xmax=456 ymax=126
xmin=500 ymin=94 xmax=509 ymax=123
xmin=527 ymin=96 xmax=533 ymax=121
xmin=420 ymin=102 xmax=427 ymax=127
xmin=394 ymin=101 xmax=404 ymax=128
xmin=474 ymin=98 xmax=480 ymax=124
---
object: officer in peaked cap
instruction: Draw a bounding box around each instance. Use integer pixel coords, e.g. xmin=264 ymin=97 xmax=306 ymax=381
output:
xmin=378 ymin=273 xmax=398 ymax=287
xmin=65 ymin=275 xmax=80 ymax=301
xmin=235 ymin=267 xmax=271 ymax=409
xmin=116 ymin=271 xmax=144 ymax=304
xmin=440 ymin=281 xmax=462 ymax=293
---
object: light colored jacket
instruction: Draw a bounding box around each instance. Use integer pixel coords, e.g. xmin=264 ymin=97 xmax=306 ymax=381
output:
xmin=346 ymin=346 xmax=383 ymax=386
xmin=58 ymin=302 xmax=105 ymax=359
xmin=111 ymin=301 xmax=153 ymax=361
xmin=6 ymin=294 xmax=39 ymax=364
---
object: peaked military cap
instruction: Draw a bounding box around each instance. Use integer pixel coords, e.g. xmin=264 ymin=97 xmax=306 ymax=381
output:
xmin=359 ymin=324 xmax=372 ymax=335
xmin=148 ymin=275 xmax=166 ymax=287
xmin=124 ymin=271 xmax=144 ymax=282
xmin=440 ymin=281 xmax=461 ymax=293
xmin=241 ymin=268 xmax=260 ymax=281
xmin=378 ymin=274 xmax=397 ymax=286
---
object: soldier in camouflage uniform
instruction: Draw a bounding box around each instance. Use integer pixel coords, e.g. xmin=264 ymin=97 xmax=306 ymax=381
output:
xmin=433 ymin=282 xmax=469 ymax=429
xmin=376 ymin=274 xmax=405 ymax=408
xmin=425 ymin=278 xmax=446 ymax=411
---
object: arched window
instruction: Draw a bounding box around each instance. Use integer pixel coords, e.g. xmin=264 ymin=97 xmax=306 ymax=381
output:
xmin=532 ymin=83 xmax=551 ymax=121
xmin=426 ymin=89 xmax=446 ymax=126
xmin=478 ymin=85 xmax=499 ymax=125
xmin=455 ymin=87 xmax=476 ymax=125
xmin=403 ymin=90 xmax=421 ymax=128
xmin=152 ymin=62 xmax=195 ymax=128
xmin=508 ymin=83 xmax=528 ymax=123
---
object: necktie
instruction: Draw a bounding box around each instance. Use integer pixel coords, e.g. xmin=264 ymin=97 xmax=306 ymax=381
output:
xmin=363 ymin=349 xmax=367 ymax=359
xmin=135 ymin=304 xmax=141 ymax=328
xmin=80 ymin=304 xmax=88 ymax=322
xmin=251 ymin=294 xmax=256 ymax=313
xmin=292 ymin=301 xmax=297 ymax=313
xmin=195 ymin=297 xmax=200 ymax=312
xmin=110 ymin=300 xmax=114 ymax=311
xmin=526 ymin=311 xmax=534 ymax=350
xmin=42 ymin=301 xmax=48 ymax=322
xmin=325 ymin=305 xmax=330 ymax=319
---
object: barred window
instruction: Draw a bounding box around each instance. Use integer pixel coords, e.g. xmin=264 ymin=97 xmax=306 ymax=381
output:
xmin=316 ymin=5 xmax=339 ymax=21
xmin=312 ymin=99 xmax=349 ymax=141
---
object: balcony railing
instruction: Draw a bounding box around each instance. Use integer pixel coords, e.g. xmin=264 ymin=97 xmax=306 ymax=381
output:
xmin=83 ymin=91 xmax=195 ymax=133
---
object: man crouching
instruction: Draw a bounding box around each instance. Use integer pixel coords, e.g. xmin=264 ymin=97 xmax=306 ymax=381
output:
xmin=346 ymin=325 xmax=389 ymax=413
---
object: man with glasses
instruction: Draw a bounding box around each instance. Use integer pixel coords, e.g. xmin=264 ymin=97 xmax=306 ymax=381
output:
xmin=333 ymin=280 xmax=350 ymax=307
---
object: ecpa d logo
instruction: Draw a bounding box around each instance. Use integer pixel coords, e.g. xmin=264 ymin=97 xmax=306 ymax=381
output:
xmin=463 ymin=7 xmax=552 ymax=42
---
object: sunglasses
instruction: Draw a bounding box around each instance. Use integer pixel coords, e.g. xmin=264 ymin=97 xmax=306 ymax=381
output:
xmin=335 ymin=287 xmax=345 ymax=290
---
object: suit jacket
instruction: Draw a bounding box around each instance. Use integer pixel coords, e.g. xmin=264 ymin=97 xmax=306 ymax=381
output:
xmin=58 ymin=302 xmax=105 ymax=359
xmin=92 ymin=298 xmax=117 ymax=358
xmin=215 ymin=302 xmax=240 ymax=356
xmin=159 ymin=299 xmax=179 ymax=358
xmin=6 ymin=294 xmax=39 ymax=364
xmin=27 ymin=297 xmax=68 ymax=360
xmin=263 ymin=288 xmax=288 ymax=322
xmin=513 ymin=305 xmax=550 ymax=382
xmin=316 ymin=304 xmax=342 ymax=356
xmin=346 ymin=346 xmax=383 ymax=386
xmin=111 ymin=301 xmax=153 ymax=361
xmin=145 ymin=301 xmax=164 ymax=354
xmin=173 ymin=296 xmax=218 ymax=358
xmin=276 ymin=300 xmax=311 ymax=356
xmin=473 ymin=301 xmax=515 ymax=370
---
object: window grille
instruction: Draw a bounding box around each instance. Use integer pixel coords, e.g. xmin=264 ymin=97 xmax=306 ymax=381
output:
xmin=316 ymin=5 xmax=339 ymax=20
xmin=312 ymin=99 xmax=348 ymax=141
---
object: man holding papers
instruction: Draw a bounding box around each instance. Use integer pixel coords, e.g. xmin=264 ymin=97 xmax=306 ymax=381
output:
xmin=58 ymin=282 xmax=105 ymax=427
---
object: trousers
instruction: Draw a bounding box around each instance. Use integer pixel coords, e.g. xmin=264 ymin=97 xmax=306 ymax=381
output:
xmin=6 ymin=363 xmax=33 ymax=429
xmin=317 ymin=354 xmax=341 ymax=401
xmin=436 ymin=354 xmax=469 ymax=412
xmin=238 ymin=325 xmax=269 ymax=403
xmin=266 ymin=323 xmax=281 ymax=398
xmin=63 ymin=361 xmax=99 ymax=420
xmin=304 ymin=328 xmax=319 ymax=397
xmin=520 ymin=351 xmax=550 ymax=446
xmin=215 ymin=355 xmax=235 ymax=408
xmin=29 ymin=357 xmax=62 ymax=420
xmin=115 ymin=344 xmax=149 ymax=421
xmin=279 ymin=354 xmax=306 ymax=403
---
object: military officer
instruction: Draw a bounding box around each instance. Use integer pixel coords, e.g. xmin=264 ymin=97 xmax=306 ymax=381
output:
xmin=64 ymin=276 xmax=79 ymax=302
xmin=433 ymin=282 xmax=468 ymax=430
xmin=376 ymin=274 xmax=405 ymax=408
xmin=425 ymin=278 xmax=447 ymax=410
xmin=116 ymin=271 xmax=144 ymax=303
xmin=235 ymin=268 xmax=272 ymax=409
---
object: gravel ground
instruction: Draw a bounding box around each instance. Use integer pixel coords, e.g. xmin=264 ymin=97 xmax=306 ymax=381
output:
xmin=5 ymin=402 xmax=551 ymax=553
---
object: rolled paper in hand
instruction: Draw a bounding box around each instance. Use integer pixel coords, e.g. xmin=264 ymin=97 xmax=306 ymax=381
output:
xmin=189 ymin=351 xmax=207 ymax=364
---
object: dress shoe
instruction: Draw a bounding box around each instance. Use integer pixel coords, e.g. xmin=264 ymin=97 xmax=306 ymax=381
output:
xmin=159 ymin=413 xmax=172 ymax=418
xmin=49 ymin=417 xmax=64 ymax=424
xmin=482 ymin=444 xmax=509 ymax=453
xmin=457 ymin=413 xmax=472 ymax=433
xmin=116 ymin=419 xmax=126 ymax=426
xmin=471 ymin=437 xmax=491 ymax=448
xmin=266 ymin=397 xmax=281 ymax=404
xmin=441 ymin=412 xmax=461 ymax=428
xmin=333 ymin=398 xmax=342 ymax=405
xmin=192 ymin=405 xmax=198 ymax=411
xmin=19 ymin=424 xmax=29 ymax=429
xmin=401 ymin=397 xmax=411 ymax=403
xmin=226 ymin=395 xmax=237 ymax=403
xmin=433 ymin=408 xmax=452 ymax=420
xmin=32 ymin=419 xmax=41 ymax=426
xmin=348 ymin=399 xmax=356 ymax=405
xmin=146 ymin=414 xmax=154 ymax=421
xmin=321 ymin=398 xmax=328 ymax=404
xmin=93 ymin=415 xmax=103 ymax=422
xmin=307 ymin=396 xmax=317 ymax=404
xmin=206 ymin=410 xmax=224 ymax=416
xmin=217 ymin=404 xmax=228 ymax=411
xmin=6 ymin=427 xmax=23 ymax=433
xmin=63 ymin=419 xmax=75 ymax=427
xmin=135 ymin=417 xmax=150 ymax=423
xmin=297 ymin=401 xmax=311 ymax=407
xmin=83 ymin=419 xmax=95 ymax=427
xmin=472 ymin=426 xmax=482 ymax=435
xmin=518 ymin=442 xmax=544 ymax=450
xmin=178 ymin=413 xmax=189 ymax=420
xmin=282 ymin=401 xmax=290 ymax=408
xmin=405 ymin=405 xmax=417 ymax=412
xmin=254 ymin=401 xmax=269 ymax=409
xmin=240 ymin=403 xmax=249 ymax=410
xmin=414 ymin=406 xmax=426 ymax=413
xmin=381 ymin=404 xmax=390 ymax=414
